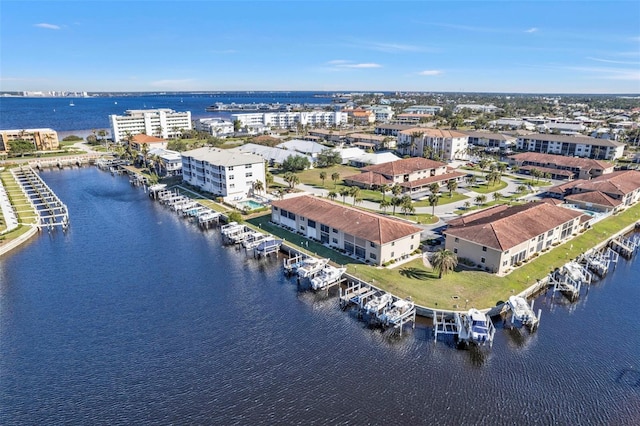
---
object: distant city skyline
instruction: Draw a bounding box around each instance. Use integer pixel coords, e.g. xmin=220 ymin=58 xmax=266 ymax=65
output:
xmin=1 ymin=1 xmax=639 ymax=94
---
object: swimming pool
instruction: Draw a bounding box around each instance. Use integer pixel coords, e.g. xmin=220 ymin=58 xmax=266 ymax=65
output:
xmin=237 ymin=199 xmax=265 ymax=210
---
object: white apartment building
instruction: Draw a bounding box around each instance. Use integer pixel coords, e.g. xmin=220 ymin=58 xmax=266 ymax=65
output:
xmin=231 ymin=111 xmax=348 ymax=129
xmin=110 ymin=109 xmax=192 ymax=143
xmin=181 ymin=147 xmax=265 ymax=201
xmin=402 ymin=105 xmax=443 ymax=115
xmin=516 ymin=133 xmax=625 ymax=160
xmin=397 ymin=128 xmax=469 ymax=161
xmin=365 ymin=105 xmax=395 ymax=122
xmin=194 ymin=117 xmax=235 ymax=137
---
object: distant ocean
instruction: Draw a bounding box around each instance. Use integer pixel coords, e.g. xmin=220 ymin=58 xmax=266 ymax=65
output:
xmin=0 ymin=92 xmax=336 ymax=137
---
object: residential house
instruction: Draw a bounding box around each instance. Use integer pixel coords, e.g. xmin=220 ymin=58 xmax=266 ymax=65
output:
xmin=271 ymin=195 xmax=422 ymax=265
xmin=444 ymin=202 xmax=586 ymax=275
xmin=129 ymin=134 xmax=167 ymax=152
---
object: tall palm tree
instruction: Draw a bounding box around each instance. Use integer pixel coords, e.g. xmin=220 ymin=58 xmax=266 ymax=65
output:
xmin=331 ymin=172 xmax=340 ymax=188
xmin=339 ymin=187 xmax=350 ymax=204
xmin=431 ymin=249 xmax=458 ymax=278
xmin=493 ymin=191 xmax=503 ymax=201
xmin=349 ymin=186 xmax=361 ymax=206
xmin=475 ymin=194 xmax=487 ymax=206
xmin=446 ymin=180 xmax=458 ymax=198
xmin=319 ymin=171 xmax=327 ymax=187
xmin=265 ymin=172 xmax=274 ymax=191
xmin=327 ymin=191 xmax=337 ymax=202
xmin=400 ymin=198 xmax=415 ymax=216
xmin=379 ymin=198 xmax=391 ymax=213
xmin=428 ymin=193 xmax=439 ymax=216
xmin=429 ymin=182 xmax=440 ymax=195
xmin=253 ymin=180 xmax=264 ymax=195
xmin=378 ymin=183 xmax=390 ymax=201
xmin=391 ymin=183 xmax=402 ymax=197
xmin=390 ymin=196 xmax=402 ymax=215
xmin=486 ymin=170 xmax=501 ymax=187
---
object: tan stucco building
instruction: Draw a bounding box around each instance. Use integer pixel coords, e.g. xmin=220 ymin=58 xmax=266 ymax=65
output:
xmin=0 ymin=128 xmax=59 ymax=154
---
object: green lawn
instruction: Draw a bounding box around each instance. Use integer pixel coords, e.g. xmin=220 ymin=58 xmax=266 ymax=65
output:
xmin=513 ymin=177 xmax=553 ymax=187
xmin=469 ymin=179 xmax=508 ymax=194
xmin=414 ymin=191 xmax=468 ymax=207
xmin=294 ymin=165 xmax=360 ymax=188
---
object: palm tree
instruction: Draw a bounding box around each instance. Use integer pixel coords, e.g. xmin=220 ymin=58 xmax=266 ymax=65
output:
xmin=349 ymin=186 xmax=361 ymax=206
xmin=486 ymin=170 xmax=501 ymax=187
xmin=465 ymin=175 xmax=477 ymax=187
xmin=478 ymin=157 xmax=491 ymax=171
xmin=390 ymin=196 xmax=402 ymax=215
xmin=141 ymin=143 xmax=150 ymax=167
xmin=446 ymin=180 xmax=458 ymax=197
xmin=378 ymin=183 xmax=390 ymax=201
xmin=331 ymin=172 xmax=340 ymax=188
xmin=463 ymin=200 xmax=471 ymax=210
xmin=497 ymin=162 xmax=507 ymax=176
xmin=475 ymin=194 xmax=487 ymax=206
xmin=265 ymin=172 xmax=274 ymax=191
xmin=428 ymin=193 xmax=439 ymax=216
xmin=493 ymin=191 xmax=503 ymax=201
xmin=429 ymin=182 xmax=440 ymax=195
xmin=319 ymin=171 xmax=327 ymax=187
xmin=253 ymin=180 xmax=264 ymax=195
xmin=391 ymin=183 xmax=402 ymax=197
xmin=379 ymin=198 xmax=391 ymax=213
xmin=283 ymin=172 xmax=299 ymax=190
xmin=431 ymin=249 xmax=458 ymax=278
xmin=340 ymin=187 xmax=350 ymax=204
xmin=328 ymin=191 xmax=337 ymax=202
xmin=517 ymin=184 xmax=528 ymax=194
xmin=409 ymin=131 xmax=424 ymax=156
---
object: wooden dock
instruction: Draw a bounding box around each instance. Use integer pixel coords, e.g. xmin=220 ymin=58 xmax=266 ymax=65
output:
xmin=11 ymin=166 xmax=69 ymax=230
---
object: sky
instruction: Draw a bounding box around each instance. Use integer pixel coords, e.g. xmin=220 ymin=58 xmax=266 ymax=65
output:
xmin=1 ymin=0 xmax=639 ymax=94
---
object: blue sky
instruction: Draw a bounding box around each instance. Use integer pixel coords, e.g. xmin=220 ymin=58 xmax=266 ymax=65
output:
xmin=1 ymin=1 xmax=639 ymax=93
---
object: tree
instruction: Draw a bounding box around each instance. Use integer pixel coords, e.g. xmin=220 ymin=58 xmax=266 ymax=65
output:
xmin=428 ymin=193 xmax=439 ymax=216
xmin=331 ymin=172 xmax=340 ymax=188
xmin=319 ymin=171 xmax=327 ymax=187
xmin=282 ymin=155 xmax=310 ymax=172
xmin=486 ymin=170 xmax=501 ymax=187
xmin=283 ymin=172 xmax=299 ymax=189
xmin=463 ymin=200 xmax=471 ymax=210
xmin=497 ymin=162 xmax=507 ymax=176
xmin=233 ymin=119 xmax=242 ymax=132
xmin=517 ymin=184 xmax=528 ymax=194
xmin=253 ymin=180 xmax=264 ymax=195
xmin=265 ymin=172 xmax=274 ymax=190
xmin=228 ymin=211 xmax=243 ymax=224
xmin=340 ymin=187 xmax=350 ymax=204
xmin=493 ymin=191 xmax=503 ymax=201
xmin=478 ymin=157 xmax=491 ymax=171
xmin=465 ymin=174 xmax=477 ymax=187
xmin=316 ymin=150 xmax=342 ymax=168
xmin=475 ymin=194 xmax=487 ymax=206
xmin=446 ymin=180 xmax=458 ymax=197
xmin=429 ymin=182 xmax=440 ymax=195
xmin=391 ymin=184 xmax=402 ymax=197
xmin=379 ymin=198 xmax=391 ymax=213
xmin=327 ymin=191 xmax=337 ymax=202
xmin=378 ymin=183 xmax=390 ymax=201
xmin=431 ymin=249 xmax=458 ymax=278
xmin=8 ymin=139 xmax=36 ymax=157
xmin=348 ymin=186 xmax=361 ymax=206
xmin=400 ymin=198 xmax=415 ymax=216
xmin=390 ymin=196 xmax=402 ymax=215
xmin=141 ymin=143 xmax=150 ymax=167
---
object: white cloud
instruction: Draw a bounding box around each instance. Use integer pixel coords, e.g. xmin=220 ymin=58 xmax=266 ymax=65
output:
xmin=34 ymin=23 xmax=60 ymax=30
xmin=587 ymin=56 xmax=640 ymax=65
xmin=326 ymin=60 xmax=382 ymax=69
xmin=417 ymin=70 xmax=443 ymax=76
xmin=524 ymin=27 xmax=538 ymax=33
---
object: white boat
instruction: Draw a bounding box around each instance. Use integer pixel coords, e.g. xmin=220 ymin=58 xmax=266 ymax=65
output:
xmin=297 ymin=257 xmax=328 ymax=278
xmin=456 ymin=308 xmax=493 ymax=345
xmin=363 ymin=293 xmax=393 ymax=316
xmin=69 ymin=101 xmax=75 ymax=107
xmin=507 ymin=295 xmax=536 ymax=326
xmin=310 ymin=266 xmax=346 ymax=290
xmin=378 ymin=299 xmax=414 ymax=325
xmin=563 ymin=261 xmax=587 ymax=282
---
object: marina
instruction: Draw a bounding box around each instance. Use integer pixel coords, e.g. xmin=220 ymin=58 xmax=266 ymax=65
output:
xmin=11 ymin=166 xmax=69 ymax=230
xmin=1 ymin=168 xmax=639 ymax=424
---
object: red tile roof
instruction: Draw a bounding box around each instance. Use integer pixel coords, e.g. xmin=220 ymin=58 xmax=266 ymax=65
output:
xmin=343 ymin=171 xmax=393 ymax=186
xmin=361 ymin=157 xmax=446 ymax=177
xmin=399 ymin=171 xmax=466 ymax=189
xmin=272 ymin=195 xmax=422 ymax=245
xmin=572 ymin=170 xmax=640 ymax=197
xmin=132 ymin=134 xmax=165 ymax=143
xmin=445 ymin=202 xmax=585 ymax=251
xmin=565 ymin=191 xmax=622 ymax=207
xmin=509 ymin=152 xmax=614 ymax=171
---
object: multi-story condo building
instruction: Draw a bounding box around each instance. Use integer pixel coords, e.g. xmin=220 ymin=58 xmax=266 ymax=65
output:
xmin=397 ymin=128 xmax=469 ymax=161
xmin=271 ymin=195 xmax=422 ymax=265
xmin=463 ymin=131 xmax=517 ymax=150
xmin=444 ymin=202 xmax=585 ymax=275
xmin=402 ymin=105 xmax=443 ymax=115
xmin=109 ymin=109 xmax=192 ymax=143
xmin=181 ymin=147 xmax=265 ymax=201
xmin=455 ymin=104 xmax=500 ymax=114
xmin=516 ymin=133 xmax=625 ymax=160
xmin=508 ymin=152 xmax=614 ymax=180
xmin=148 ymin=148 xmax=183 ymax=177
xmin=365 ymin=105 xmax=394 ymax=122
xmin=194 ymin=118 xmax=235 ymax=137
xmin=231 ymin=111 xmax=348 ymax=129
xmin=0 ymin=128 xmax=59 ymax=153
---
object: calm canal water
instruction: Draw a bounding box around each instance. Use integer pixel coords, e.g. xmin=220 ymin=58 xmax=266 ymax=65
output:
xmin=1 ymin=168 xmax=639 ymax=424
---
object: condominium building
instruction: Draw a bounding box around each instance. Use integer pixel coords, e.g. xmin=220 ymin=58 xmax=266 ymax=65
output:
xmin=402 ymin=105 xmax=443 ymax=115
xmin=194 ymin=117 xmax=235 ymax=137
xmin=444 ymin=202 xmax=585 ymax=275
xmin=463 ymin=131 xmax=517 ymax=150
xmin=397 ymin=128 xmax=469 ymax=161
xmin=516 ymin=133 xmax=625 ymax=160
xmin=231 ymin=111 xmax=348 ymax=129
xmin=109 ymin=109 xmax=192 ymax=143
xmin=508 ymin=152 xmax=614 ymax=180
xmin=0 ymin=128 xmax=59 ymax=153
xmin=271 ymin=195 xmax=422 ymax=265
xmin=181 ymin=147 xmax=265 ymax=201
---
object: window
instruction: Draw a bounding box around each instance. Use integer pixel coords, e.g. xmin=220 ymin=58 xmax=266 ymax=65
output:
xmin=332 ymin=238 xmax=338 ymax=244
xmin=482 ymin=246 xmax=487 ymax=252
xmin=321 ymin=224 xmax=329 ymax=233
xmin=390 ymin=252 xmax=394 ymax=257
xmin=453 ymin=248 xmax=458 ymax=254
xmin=245 ymin=164 xmax=252 ymax=168
xmin=307 ymin=219 xmax=316 ymax=228
xmin=370 ymin=242 xmax=375 ymax=248
xmin=481 ymin=257 xmax=485 ymax=263
xmin=369 ymin=253 xmax=377 ymax=260
xmin=228 ymin=166 xmax=234 ymax=171
xmin=229 ymin=175 xmax=234 ymax=180
xmin=503 ymin=260 xmax=508 ymax=266
xmin=455 ymin=237 xmax=459 ymax=243
xmin=391 ymin=242 xmax=395 ymax=246
xmin=229 ymin=184 xmax=235 ymax=188
xmin=332 ymin=228 xmax=338 ymax=233
xmin=246 ymin=172 xmax=253 ymax=178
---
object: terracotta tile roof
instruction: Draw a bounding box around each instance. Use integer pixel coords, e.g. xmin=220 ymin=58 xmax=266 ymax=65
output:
xmin=361 ymin=157 xmax=446 ymax=177
xmin=445 ymin=202 xmax=585 ymax=251
xmin=565 ymin=191 xmax=622 ymax=207
xmin=343 ymin=171 xmax=393 ymax=186
xmin=572 ymin=170 xmax=640 ymax=197
xmin=399 ymin=171 xmax=466 ymax=189
xmin=509 ymin=152 xmax=614 ymax=171
xmin=272 ymin=195 xmax=422 ymax=245
xmin=520 ymin=165 xmax=574 ymax=177
xmin=539 ymin=197 xmax=564 ymax=206
xmin=399 ymin=128 xmax=468 ymax=138
xmin=547 ymin=180 xmax=581 ymax=195
xmin=132 ymin=134 xmax=165 ymax=143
